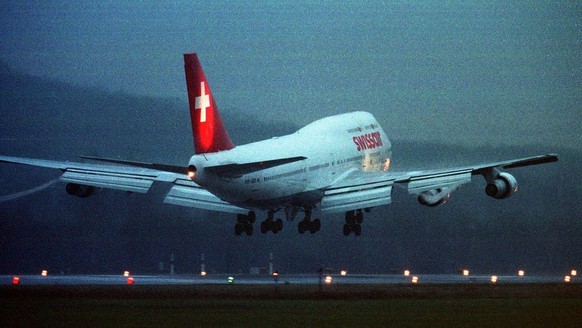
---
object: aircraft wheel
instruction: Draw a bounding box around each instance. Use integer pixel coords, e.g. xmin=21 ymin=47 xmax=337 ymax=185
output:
xmin=245 ymin=223 xmax=253 ymax=236
xmin=274 ymin=219 xmax=283 ymax=232
xmin=248 ymin=211 xmax=256 ymax=224
xmin=343 ymin=224 xmax=352 ymax=236
xmin=345 ymin=211 xmax=355 ymax=225
xmin=261 ymin=221 xmax=269 ymax=234
xmin=309 ymin=223 xmax=317 ymax=234
xmin=235 ymin=223 xmax=244 ymax=236
xmin=353 ymin=224 xmax=362 ymax=236
xmin=356 ymin=210 xmax=363 ymax=224
xmin=298 ymin=220 xmax=307 ymax=234
xmin=313 ymin=219 xmax=321 ymax=232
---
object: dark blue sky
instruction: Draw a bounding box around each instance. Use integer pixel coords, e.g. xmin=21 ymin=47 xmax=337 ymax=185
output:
xmin=1 ymin=1 xmax=580 ymax=149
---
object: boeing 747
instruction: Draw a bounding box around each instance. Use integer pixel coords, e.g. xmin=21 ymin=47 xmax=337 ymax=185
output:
xmin=0 ymin=53 xmax=558 ymax=236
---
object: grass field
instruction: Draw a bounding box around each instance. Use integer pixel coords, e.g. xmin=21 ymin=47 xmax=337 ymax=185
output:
xmin=2 ymin=284 xmax=581 ymax=327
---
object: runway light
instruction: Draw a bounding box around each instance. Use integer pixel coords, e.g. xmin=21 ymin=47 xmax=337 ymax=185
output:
xmin=127 ymin=277 xmax=134 ymax=285
xmin=200 ymin=271 xmax=207 ymax=277
xmin=518 ymin=270 xmax=525 ymax=277
xmin=491 ymin=275 xmax=498 ymax=284
xmin=340 ymin=270 xmax=347 ymax=276
xmin=462 ymin=269 xmax=470 ymax=276
xmin=325 ymin=275 xmax=333 ymax=285
xmin=571 ymin=270 xmax=577 ymax=277
xmin=227 ymin=276 xmax=234 ymax=284
xmin=411 ymin=276 xmax=418 ymax=284
xmin=564 ymin=276 xmax=571 ymax=283
xmin=123 ymin=271 xmax=130 ymax=277
xmin=404 ymin=270 xmax=410 ymax=277
xmin=41 ymin=270 xmax=48 ymax=277
xmin=12 ymin=276 xmax=20 ymax=285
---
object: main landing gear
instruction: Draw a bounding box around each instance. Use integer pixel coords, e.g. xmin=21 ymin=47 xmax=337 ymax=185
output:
xmin=234 ymin=208 xmax=323 ymax=236
xmin=261 ymin=211 xmax=283 ymax=234
xmin=343 ymin=210 xmax=364 ymax=236
xmin=298 ymin=208 xmax=321 ymax=234
xmin=234 ymin=211 xmax=255 ymax=236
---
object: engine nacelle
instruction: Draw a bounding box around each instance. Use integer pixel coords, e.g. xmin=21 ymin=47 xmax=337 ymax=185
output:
xmin=418 ymin=188 xmax=451 ymax=207
xmin=66 ymin=183 xmax=98 ymax=198
xmin=485 ymin=172 xmax=518 ymax=199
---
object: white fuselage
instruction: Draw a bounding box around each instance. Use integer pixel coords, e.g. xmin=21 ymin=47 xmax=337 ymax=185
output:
xmin=188 ymin=111 xmax=392 ymax=211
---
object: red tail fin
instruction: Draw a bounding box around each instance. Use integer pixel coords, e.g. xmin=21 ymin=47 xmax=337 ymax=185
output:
xmin=184 ymin=53 xmax=235 ymax=154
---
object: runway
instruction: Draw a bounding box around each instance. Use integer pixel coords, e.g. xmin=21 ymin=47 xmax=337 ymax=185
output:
xmin=2 ymin=273 xmax=577 ymax=286
xmin=3 ymin=273 xmax=581 ymax=327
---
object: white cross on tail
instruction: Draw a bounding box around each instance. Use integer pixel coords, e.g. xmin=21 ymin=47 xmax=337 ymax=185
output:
xmin=195 ymin=81 xmax=210 ymax=123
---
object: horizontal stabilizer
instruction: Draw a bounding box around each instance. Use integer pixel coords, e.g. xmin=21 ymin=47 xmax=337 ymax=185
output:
xmin=206 ymin=156 xmax=307 ymax=178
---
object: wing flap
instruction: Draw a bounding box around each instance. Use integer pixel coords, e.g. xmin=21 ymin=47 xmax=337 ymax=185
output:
xmin=320 ymin=175 xmax=394 ymax=213
xmin=61 ymin=169 xmax=156 ymax=193
xmin=404 ymin=169 xmax=472 ymax=194
xmin=164 ymin=179 xmax=248 ymax=214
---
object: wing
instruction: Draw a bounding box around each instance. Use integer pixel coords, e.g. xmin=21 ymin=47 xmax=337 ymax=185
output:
xmin=319 ymin=154 xmax=558 ymax=213
xmin=0 ymin=155 xmax=248 ymax=214
xmin=319 ymin=168 xmax=395 ymax=214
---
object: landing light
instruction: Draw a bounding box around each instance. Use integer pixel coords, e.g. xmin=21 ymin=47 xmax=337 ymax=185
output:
xmin=41 ymin=270 xmax=48 ymax=277
xmin=188 ymin=165 xmax=197 ymax=180
xmin=571 ymin=270 xmax=577 ymax=277
xmin=518 ymin=270 xmax=525 ymax=277
xmin=411 ymin=276 xmax=418 ymax=284
xmin=200 ymin=271 xmax=207 ymax=277
xmin=404 ymin=270 xmax=410 ymax=277
xmin=491 ymin=276 xmax=498 ymax=284
xmin=123 ymin=271 xmax=130 ymax=277
xmin=340 ymin=270 xmax=347 ymax=276
xmin=383 ymin=158 xmax=391 ymax=172
xmin=462 ymin=269 xmax=470 ymax=276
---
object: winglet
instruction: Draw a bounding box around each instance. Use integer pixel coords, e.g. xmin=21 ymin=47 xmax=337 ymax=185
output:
xmin=184 ymin=53 xmax=235 ymax=154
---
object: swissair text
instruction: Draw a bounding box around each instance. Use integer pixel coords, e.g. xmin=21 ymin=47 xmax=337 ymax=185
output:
xmin=353 ymin=132 xmax=383 ymax=151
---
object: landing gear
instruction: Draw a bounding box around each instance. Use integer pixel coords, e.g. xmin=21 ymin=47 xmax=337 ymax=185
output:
xmin=260 ymin=211 xmax=283 ymax=234
xmin=235 ymin=211 xmax=255 ymax=236
xmin=343 ymin=210 xmax=363 ymax=236
xmin=297 ymin=208 xmax=321 ymax=234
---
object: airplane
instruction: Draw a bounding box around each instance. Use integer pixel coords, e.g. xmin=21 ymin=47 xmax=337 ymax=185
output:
xmin=0 ymin=53 xmax=558 ymax=236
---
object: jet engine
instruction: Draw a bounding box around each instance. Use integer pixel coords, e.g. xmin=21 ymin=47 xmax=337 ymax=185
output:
xmin=65 ymin=183 xmax=99 ymax=198
xmin=485 ymin=172 xmax=518 ymax=199
xmin=418 ymin=188 xmax=451 ymax=207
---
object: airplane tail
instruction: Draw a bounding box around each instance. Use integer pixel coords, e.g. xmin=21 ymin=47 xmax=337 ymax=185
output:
xmin=184 ymin=53 xmax=235 ymax=154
